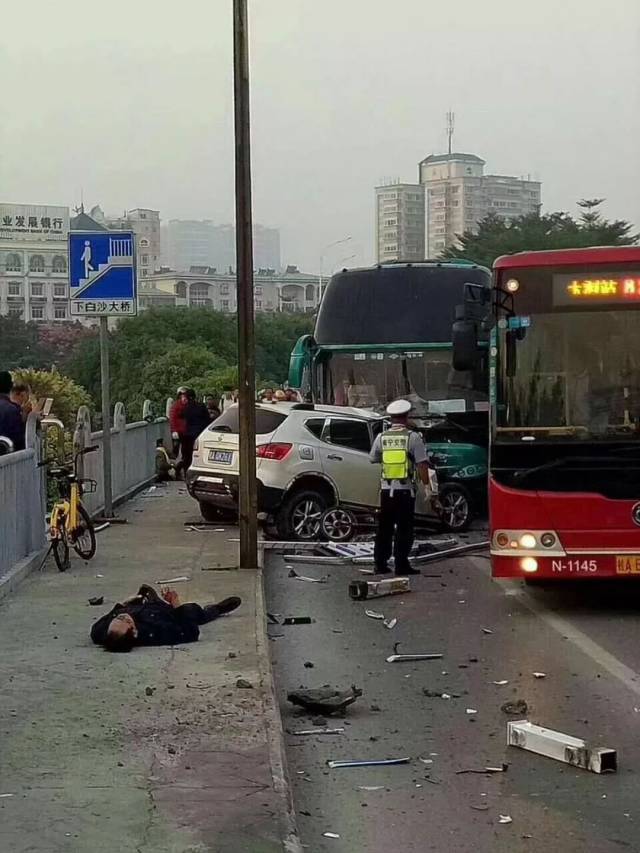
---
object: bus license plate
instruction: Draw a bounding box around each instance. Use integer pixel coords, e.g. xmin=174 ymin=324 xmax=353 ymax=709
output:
xmin=209 ymin=450 xmax=233 ymax=465
xmin=616 ymin=556 xmax=640 ymax=574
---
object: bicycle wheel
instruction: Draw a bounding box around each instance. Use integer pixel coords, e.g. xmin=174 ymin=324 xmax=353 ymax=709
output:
xmin=72 ymin=504 xmax=97 ymax=560
xmin=52 ymin=528 xmax=70 ymax=572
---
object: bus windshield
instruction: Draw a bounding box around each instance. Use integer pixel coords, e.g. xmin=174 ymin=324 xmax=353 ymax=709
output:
xmin=320 ymin=349 xmax=488 ymax=414
xmin=496 ymin=266 xmax=640 ymax=441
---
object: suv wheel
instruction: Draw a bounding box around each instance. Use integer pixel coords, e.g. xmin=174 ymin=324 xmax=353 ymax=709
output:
xmin=438 ymin=483 xmax=473 ymax=532
xmin=276 ymin=489 xmax=329 ymax=541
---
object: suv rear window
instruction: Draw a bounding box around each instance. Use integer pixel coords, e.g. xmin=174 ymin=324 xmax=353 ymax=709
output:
xmin=209 ymin=406 xmax=287 ymax=436
xmin=304 ymin=417 xmax=326 ymax=439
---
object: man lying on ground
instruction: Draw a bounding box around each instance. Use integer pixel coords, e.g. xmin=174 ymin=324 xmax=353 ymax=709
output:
xmin=90 ymin=584 xmax=241 ymax=652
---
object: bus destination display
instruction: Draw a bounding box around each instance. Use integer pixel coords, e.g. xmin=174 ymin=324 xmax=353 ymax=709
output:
xmin=553 ymin=272 xmax=640 ymax=306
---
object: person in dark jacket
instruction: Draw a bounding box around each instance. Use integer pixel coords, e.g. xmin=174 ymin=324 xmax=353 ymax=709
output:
xmin=0 ymin=371 xmax=25 ymax=452
xmin=181 ymin=388 xmax=210 ymax=472
xmin=90 ymin=584 xmax=241 ymax=652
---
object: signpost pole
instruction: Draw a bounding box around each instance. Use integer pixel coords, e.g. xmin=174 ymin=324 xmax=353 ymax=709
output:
xmin=233 ymin=0 xmax=258 ymax=569
xmin=99 ymin=317 xmax=114 ymax=518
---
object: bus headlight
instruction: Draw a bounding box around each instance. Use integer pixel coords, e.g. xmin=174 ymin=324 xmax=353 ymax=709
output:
xmin=492 ymin=530 xmax=564 ymax=557
xmin=519 ymin=533 xmax=537 ymax=549
xmin=520 ymin=557 xmax=538 ymax=573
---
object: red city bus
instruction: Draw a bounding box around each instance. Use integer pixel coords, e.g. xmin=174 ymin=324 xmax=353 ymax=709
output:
xmin=456 ymin=246 xmax=640 ymax=579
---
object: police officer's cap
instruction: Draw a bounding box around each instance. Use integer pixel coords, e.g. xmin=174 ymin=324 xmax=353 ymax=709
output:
xmin=386 ymin=399 xmax=412 ymax=416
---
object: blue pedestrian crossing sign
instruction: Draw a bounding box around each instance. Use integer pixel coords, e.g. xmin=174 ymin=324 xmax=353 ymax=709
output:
xmin=69 ymin=231 xmax=137 ymax=317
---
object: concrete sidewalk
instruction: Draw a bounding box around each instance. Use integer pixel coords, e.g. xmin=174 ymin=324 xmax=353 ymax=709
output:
xmin=0 ymin=482 xmax=298 ymax=853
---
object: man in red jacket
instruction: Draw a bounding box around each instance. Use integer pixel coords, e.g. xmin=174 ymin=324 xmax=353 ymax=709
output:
xmin=169 ymin=386 xmax=188 ymax=477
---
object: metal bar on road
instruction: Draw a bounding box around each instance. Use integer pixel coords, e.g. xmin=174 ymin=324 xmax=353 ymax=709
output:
xmin=99 ymin=317 xmax=113 ymax=518
xmin=507 ymin=720 xmax=617 ymax=774
xmin=233 ymin=0 xmax=258 ymax=569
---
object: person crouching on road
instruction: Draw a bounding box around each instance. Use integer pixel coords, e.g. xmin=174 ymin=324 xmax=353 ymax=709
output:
xmin=90 ymin=584 xmax=241 ymax=652
xmin=369 ymin=399 xmax=431 ymax=576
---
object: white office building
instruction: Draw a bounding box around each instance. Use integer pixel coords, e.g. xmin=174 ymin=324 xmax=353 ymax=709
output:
xmin=0 ymin=203 xmax=71 ymax=322
xmin=419 ymin=153 xmax=541 ymax=255
xmin=374 ymin=182 xmax=426 ymax=263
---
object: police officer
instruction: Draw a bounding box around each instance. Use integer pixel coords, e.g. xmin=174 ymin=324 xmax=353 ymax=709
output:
xmin=369 ymin=399 xmax=431 ymax=575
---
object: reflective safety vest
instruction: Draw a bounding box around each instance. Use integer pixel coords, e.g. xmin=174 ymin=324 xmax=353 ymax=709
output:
xmin=381 ymin=430 xmax=411 ymax=482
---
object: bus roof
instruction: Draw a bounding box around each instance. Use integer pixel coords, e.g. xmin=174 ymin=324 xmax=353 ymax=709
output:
xmin=495 ymin=246 xmax=640 ymax=270
xmin=315 ymin=262 xmax=491 ymax=346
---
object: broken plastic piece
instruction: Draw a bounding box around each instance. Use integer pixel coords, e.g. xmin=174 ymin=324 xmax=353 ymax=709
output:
xmin=482 ymin=627 xmax=494 ymax=634
xmin=88 ymin=596 xmax=104 ymax=606
xmin=387 ymin=653 xmax=443 ymax=663
xmin=327 ymin=757 xmax=411 ymax=769
xmin=323 ymin=832 xmax=340 ymax=839
xmin=507 ymin=720 xmax=617 ymax=774
xmin=466 ymin=708 xmax=478 ymax=715
xmin=365 ymin=610 xmax=385 ymax=620
xmin=532 ymin=671 xmax=546 ymax=679
xmin=456 ymin=764 xmax=508 ymax=775
xmin=491 ymin=680 xmax=509 ymax=686
xmin=384 ymin=618 xmax=397 ymax=630
xmin=289 ymin=568 xmax=328 ymax=583
xmin=357 ymin=785 xmax=384 ymax=791
xmin=282 ymin=616 xmax=315 ymax=625
xmin=499 ymin=815 xmax=513 ymax=825
xmin=156 ymin=575 xmax=190 ymax=584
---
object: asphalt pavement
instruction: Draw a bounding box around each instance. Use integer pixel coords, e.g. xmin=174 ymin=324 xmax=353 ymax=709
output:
xmin=265 ymin=545 xmax=640 ymax=853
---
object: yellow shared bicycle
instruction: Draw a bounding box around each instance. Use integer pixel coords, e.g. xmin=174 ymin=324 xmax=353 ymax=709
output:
xmin=48 ymin=445 xmax=99 ymax=572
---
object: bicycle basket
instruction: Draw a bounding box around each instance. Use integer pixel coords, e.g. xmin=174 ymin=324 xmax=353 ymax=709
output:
xmin=79 ymin=478 xmax=98 ymax=494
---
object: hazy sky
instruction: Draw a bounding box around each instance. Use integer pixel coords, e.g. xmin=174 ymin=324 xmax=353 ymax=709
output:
xmin=1 ymin=0 xmax=639 ymax=272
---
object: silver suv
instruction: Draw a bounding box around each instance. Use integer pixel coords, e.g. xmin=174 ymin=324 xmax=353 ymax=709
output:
xmin=187 ymin=402 xmax=432 ymax=539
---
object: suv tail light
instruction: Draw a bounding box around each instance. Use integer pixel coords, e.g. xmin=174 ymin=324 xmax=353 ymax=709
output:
xmin=256 ymin=442 xmax=293 ymax=461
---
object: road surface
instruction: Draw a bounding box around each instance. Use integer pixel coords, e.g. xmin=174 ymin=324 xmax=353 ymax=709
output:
xmin=265 ymin=547 xmax=640 ymax=853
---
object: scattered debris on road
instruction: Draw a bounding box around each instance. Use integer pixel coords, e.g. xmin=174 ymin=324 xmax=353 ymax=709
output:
xmin=287 ymin=685 xmax=362 ymax=715
xmin=323 ymin=832 xmax=340 ymax=839
xmin=282 ymin=616 xmax=315 ymax=625
xmin=507 ymin=720 xmax=617 ymax=773
xmin=304 ymin=661 xmax=315 ymax=668
xmin=144 ymin=686 xmax=155 ymax=696
xmin=456 ymin=764 xmax=508 ymax=775
xmin=387 ymin=653 xmax=443 ymax=663
xmin=288 ymin=568 xmax=328 ymax=583
xmin=501 ymin=699 xmax=529 ymax=716
xmin=236 ymin=678 xmax=253 ymax=689
xmin=349 ymin=577 xmax=411 ymax=600
xmin=267 ymin=613 xmax=280 ymax=624
xmin=357 ymin=785 xmax=384 ymax=791
xmin=384 ymin=617 xmax=397 ymax=630
xmin=532 ymin=671 xmax=547 ymax=679
xmin=499 ymin=815 xmax=513 ymax=825
xmin=482 ymin=628 xmax=494 ymax=634
xmin=156 ymin=575 xmax=190 ymax=584
xmin=290 ymin=728 xmax=345 ymax=736
xmin=423 ymin=689 xmax=452 ymax=699
xmin=327 ymin=757 xmax=411 ymax=769
xmin=491 ymin=680 xmax=509 ymax=685
xmin=88 ymin=596 xmax=104 ymax=606
xmin=466 ymin=708 xmax=478 ymax=715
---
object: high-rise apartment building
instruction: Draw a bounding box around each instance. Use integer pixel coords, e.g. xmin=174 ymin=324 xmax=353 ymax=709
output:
xmin=374 ymin=182 xmax=426 ymax=263
xmin=418 ymin=153 xmax=541 ymax=255
xmin=98 ymin=207 xmax=161 ymax=281
xmin=164 ymin=220 xmax=281 ymax=273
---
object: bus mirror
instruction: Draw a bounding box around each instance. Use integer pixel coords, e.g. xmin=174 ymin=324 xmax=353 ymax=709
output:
xmin=452 ymin=318 xmax=477 ymax=372
xmin=506 ymin=330 xmax=517 ymax=377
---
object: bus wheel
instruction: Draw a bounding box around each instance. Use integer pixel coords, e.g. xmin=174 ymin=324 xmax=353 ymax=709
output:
xmin=320 ymin=507 xmax=357 ymax=542
xmin=438 ymin=483 xmax=472 ymax=533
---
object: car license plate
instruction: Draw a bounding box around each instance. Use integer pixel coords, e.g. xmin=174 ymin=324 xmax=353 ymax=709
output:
xmin=209 ymin=450 xmax=233 ymax=464
xmin=615 ymin=555 xmax=640 ymax=574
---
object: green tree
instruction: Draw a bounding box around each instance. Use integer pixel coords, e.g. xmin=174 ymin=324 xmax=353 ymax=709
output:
xmin=13 ymin=368 xmax=93 ymax=429
xmin=442 ymin=200 xmax=637 ymax=269
xmin=0 ymin=317 xmax=54 ymax=370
